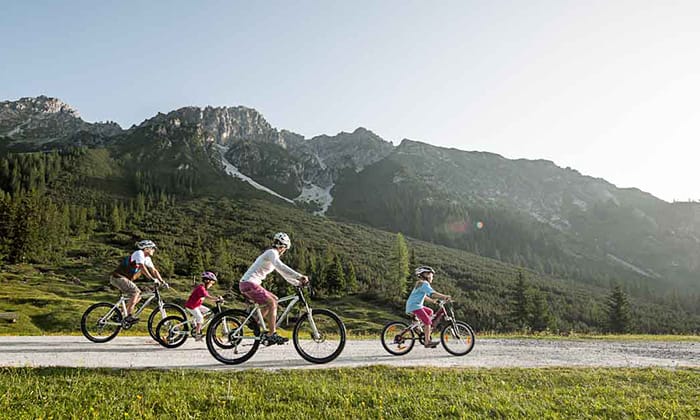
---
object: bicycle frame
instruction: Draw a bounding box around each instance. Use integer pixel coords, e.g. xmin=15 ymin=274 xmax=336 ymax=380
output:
xmin=400 ymin=300 xmax=457 ymax=340
xmin=99 ymin=288 xmax=163 ymax=326
xmin=170 ymin=302 xmax=224 ymax=333
xmin=236 ymin=287 xmax=320 ymax=340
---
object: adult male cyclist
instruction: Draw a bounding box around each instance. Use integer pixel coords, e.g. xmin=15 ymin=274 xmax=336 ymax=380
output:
xmin=110 ymin=239 xmax=164 ymax=323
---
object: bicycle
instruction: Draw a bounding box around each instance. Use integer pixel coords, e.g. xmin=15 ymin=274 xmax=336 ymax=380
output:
xmin=155 ymin=298 xmax=227 ymax=348
xmin=206 ymin=284 xmax=346 ymax=365
xmin=80 ymin=282 xmax=186 ymax=343
xmin=380 ymin=299 xmax=475 ymax=356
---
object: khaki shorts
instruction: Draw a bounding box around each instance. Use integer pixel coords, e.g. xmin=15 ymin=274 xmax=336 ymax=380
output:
xmin=109 ymin=275 xmax=141 ymax=298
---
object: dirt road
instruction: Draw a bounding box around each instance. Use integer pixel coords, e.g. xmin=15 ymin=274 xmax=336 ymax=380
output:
xmin=1 ymin=336 xmax=697 ymax=370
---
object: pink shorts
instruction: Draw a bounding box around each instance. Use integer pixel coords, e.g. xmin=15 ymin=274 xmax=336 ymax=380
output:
xmin=239 ymin=282 xmax=276 ymax=305
xmin=412 ymin=307 xmax=434 ymax=326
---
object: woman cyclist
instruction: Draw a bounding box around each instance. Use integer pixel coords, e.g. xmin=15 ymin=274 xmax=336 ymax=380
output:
xmin=238 ymin=232 xmax=309 ymax=345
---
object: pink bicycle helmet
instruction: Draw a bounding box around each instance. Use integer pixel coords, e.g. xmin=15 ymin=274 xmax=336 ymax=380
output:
xmin=201 ymin=271 xmax=218 ymax=282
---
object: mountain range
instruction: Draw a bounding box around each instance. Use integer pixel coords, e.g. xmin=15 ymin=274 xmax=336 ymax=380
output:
xmin=2 ymin=95 xmax=699 ymax=306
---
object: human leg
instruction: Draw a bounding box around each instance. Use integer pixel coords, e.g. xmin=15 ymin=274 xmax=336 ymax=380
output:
xmin=412 ymin=308 xmax=438 ymax=348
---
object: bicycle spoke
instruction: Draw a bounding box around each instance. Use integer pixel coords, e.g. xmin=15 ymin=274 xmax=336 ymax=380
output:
xmin=293 ymin=309 xmax=346 ymax=364
xmin=206 ymin=309 xmax=260 ymax=365
xmin=440 ymin=321 xmax=475 ymax=356
xmin=380 ymin=321 xmax=415 ymax=356
xmin=81 ymin=302 xmax=122 ymax=343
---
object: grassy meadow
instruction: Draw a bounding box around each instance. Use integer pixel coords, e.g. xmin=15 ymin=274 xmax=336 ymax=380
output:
xmin=0 ymin=366 xmax=697 ymax=419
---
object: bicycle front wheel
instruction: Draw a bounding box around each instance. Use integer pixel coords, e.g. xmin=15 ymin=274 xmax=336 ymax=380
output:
xmin=293 ymin=309 xmax=346 ymax=364
xmin=155 ymin=315 xmax=188 ymax=348
xmin=148 ymin=303 xmax=187 ymax=343
xmin=206 ymin=309 xmax=260 ymax=365
xmin=440 ymin=321 xmax=475 ymax=356
xmin=81 ymin=302 xmax=122 ymax=343
xmin=380 ymin=321 xmax=415 ymax=356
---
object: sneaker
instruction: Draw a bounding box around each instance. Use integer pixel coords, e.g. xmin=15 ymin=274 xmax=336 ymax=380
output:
xmin=124 ymin=315 xmax=139 ymax=323
xmin=194 ymin=334 xmax=203 ymax=342
xmin=264 ymin=332 xmax=288 ymax=345
xmin=425 ymin=340 xmax=440 ymax=349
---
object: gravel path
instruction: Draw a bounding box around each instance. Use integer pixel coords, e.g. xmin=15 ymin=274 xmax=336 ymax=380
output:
xmin=0 ymin=336 xmax=697 ymax=371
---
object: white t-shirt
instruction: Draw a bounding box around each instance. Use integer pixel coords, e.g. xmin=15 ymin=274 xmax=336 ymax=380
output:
xmin=240 ymin=248 xmax=302 ymax=286
xmin=131 ymin=250 xmax=155 ymax=269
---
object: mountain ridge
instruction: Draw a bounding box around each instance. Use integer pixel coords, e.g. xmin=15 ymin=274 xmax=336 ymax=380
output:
xmin=1 ymin=95 xmax=698 ymax=301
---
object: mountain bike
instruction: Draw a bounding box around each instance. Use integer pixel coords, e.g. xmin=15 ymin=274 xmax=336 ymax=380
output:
xmin=80 ymin=282 xmax=186 ymax=343
xmin=206 ymin=285 xmax=346 ymax=365
xmin=155 ymin=298 xmax=228 ymax=348
xmin=381 ymin=300 xmax=475 ymax=356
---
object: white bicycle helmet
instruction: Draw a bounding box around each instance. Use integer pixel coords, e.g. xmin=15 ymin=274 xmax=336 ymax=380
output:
xmin=414 ymin=265 xmax=435 ymax=278
xmin=201 ymin=271 xmax=218 ymax=282
xmin=273 ymin=232 xmax=291 ymax=249
xmin=136 ymin=239 xmax=157 ymax=250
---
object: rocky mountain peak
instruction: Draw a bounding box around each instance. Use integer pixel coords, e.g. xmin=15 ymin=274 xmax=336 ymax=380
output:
xmin=0 ymin=95 xmax=122 ymax=145
xmin=137 ymin=105 xmax=284 ymax=147
xmin=1 ymin=95 xmax=79 ymax=117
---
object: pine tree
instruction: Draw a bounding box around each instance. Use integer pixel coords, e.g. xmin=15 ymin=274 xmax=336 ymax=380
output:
xmin=606 ymin=284 xmax=631 ymax=333
xmin=509 ymin=271 xmax=529 ymax=329
xmin=110 ymin=204 xmax=123 ymax=232
xmin=345 ymin=261 xmax=358 ymax=294
xmin=389 ymin=233 xmax=410 ymax=303
xmin=326 ymin=254 xmax=346 ymax=295
xmin=529 ymin=290 xmax=553 ymax=332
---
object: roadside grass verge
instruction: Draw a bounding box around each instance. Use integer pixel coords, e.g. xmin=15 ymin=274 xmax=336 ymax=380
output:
xmin=0 ymin=366 xmax=697 ymax=419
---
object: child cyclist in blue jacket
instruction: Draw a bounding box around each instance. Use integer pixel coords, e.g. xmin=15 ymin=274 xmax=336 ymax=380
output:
xmin=405 ymin=266 xmax=451 ymax=348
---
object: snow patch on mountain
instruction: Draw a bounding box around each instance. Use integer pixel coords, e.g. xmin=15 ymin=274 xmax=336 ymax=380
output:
xmin=606 ymin=253 xmax=656 ymax=278
xmin=216 ymin=145 xmax=294 ymax=204
xmin=295 ymin=183 xmax=334 ymax=215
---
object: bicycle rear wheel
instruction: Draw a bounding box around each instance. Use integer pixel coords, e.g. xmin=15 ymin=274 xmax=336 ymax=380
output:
xmin=380 ymin=321 xmax=415 ymax=355
xmin=148 ymin=303 xmax=187 ymax=343
xmin=81 ymin=302 xmax=122 ymax=343
xmin=206 ymin=309 xmax=260 ymax=365
xmin=440 ymin=321 xmax=475 ymax=356
xmin=293 ymin=309 xmax=346 ymax=364
xmin=155 ymin=315 xmax=188 ymax=348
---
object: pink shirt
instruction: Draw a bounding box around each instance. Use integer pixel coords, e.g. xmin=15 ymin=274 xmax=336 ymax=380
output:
xmin=185 ymin=284 xmax=210 ymax=309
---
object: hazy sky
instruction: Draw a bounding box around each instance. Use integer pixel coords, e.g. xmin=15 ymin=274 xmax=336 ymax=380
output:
xmin=2 ymin=1 xmax=698 ymax=202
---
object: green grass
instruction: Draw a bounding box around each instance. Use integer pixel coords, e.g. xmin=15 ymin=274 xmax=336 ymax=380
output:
xmin=0 ymin=366 xmax=697 ymax=419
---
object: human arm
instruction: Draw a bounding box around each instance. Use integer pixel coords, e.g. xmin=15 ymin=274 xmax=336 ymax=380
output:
xmin=141 ymin=258 xmax=164 ymax=284
xmin=430 ymin=291 xmax=452 ymax=301
xmin=205 ymin=295 xmax=223 ymax=303
xmin=269 ymin=250 xmax=306 ymax=286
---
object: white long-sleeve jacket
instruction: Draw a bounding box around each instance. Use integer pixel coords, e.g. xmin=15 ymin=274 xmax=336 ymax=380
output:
xmin=239 ymin=248 xmax=302 ymax=286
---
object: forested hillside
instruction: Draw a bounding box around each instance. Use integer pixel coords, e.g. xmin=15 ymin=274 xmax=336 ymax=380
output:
xmin=1 ymin=148 xmax=698 ymax=334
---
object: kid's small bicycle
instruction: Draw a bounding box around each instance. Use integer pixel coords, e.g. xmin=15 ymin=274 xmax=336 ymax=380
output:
xmin=380 ymin=299 xmax=475 ymax=356
xmin=154 ymin=298 xmax=227 ymax=348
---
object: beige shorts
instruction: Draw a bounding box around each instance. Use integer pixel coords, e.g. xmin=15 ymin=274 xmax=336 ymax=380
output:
xmin=109 ymin=275 xmax=141 ymax=298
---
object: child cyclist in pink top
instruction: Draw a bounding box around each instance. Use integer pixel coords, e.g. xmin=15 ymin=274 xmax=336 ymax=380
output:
xmin=185 ymin=271 xmax=222 ymax=341
xmin=405 ymin=266 xmax=451 ymax=348
xmin=239 ymin=232 xmax=309 ymax=345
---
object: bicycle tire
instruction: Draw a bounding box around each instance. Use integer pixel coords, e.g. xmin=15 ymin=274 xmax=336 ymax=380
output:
xmin=155 ymin=315 xmax=188 ymax=348
xmin=80 ymin=302 xmax=122 ymax=343
xmin=147 ymin=303 xmax=187 ymax=343
xmin=380 ymin=321 xmax=415 ymax=356
xmin=293 ymin=308 xmax=346 ymax=364
xmin=440 ymin=321 xmax=475 ymax=356
xmin=206 ymin=309 xmax=260 ymax=365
